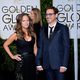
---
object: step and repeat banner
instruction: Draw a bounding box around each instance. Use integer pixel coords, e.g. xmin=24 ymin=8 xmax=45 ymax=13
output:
xmin=53 ymin=0 xmax=80 ymax=39
xmin=53 ymin=1 xmax=79 ymax=80
xmin=0 ymin=0 xmax=40 ymax=39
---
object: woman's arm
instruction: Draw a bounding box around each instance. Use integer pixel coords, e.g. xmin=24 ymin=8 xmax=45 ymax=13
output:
xmin=33 ymin=34 xmax=38 ymax=56
xmin=3 ymin=33 xmax=21 ymax=61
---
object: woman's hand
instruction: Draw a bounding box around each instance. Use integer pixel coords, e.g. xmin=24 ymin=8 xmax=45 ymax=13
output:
xmin=12 ymin=54 xmax=22 ymax=61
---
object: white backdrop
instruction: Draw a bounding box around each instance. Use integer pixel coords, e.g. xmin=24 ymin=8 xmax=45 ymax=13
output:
xmin=53 ymin=0 xmax=80 ymax=39
xmin=0 ymin=0 xmax=40 ymax=39
xmin=53 ymin=0 xmax=79 ymax=80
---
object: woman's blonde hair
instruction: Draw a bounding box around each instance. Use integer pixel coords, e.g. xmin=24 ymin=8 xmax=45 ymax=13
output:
xmin=32 ymin=8 xmax=42 ymax=25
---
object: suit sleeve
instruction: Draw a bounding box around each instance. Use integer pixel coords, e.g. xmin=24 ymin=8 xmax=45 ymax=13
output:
xmin=36 ymin=27 xmax=44 ymax=66
xmin=62 ymin=26 xmax=70 ymax=68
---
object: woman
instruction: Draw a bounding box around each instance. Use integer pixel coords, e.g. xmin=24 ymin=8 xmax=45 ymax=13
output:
xmin=29 ymin=8 xmax=46 ymax=80
xmin=3 ymin=13 xmax=37 ymax=80
xmin=29 ymin=8 xmax=42 ymax=48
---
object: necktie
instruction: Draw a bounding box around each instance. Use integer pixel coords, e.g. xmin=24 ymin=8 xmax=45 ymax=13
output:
xmin=49 ymin=27 xmax=53 ymax=37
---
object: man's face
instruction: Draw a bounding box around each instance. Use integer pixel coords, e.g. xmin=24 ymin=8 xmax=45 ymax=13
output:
xmin=46 ymin=9 xmax=58 ymax=24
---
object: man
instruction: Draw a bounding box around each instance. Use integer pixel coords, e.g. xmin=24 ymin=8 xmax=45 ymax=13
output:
xmin=36 ymin=6 xmax=70 ymax=80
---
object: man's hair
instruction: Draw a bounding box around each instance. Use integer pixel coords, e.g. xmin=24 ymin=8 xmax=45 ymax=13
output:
xmin=46 ymin=6 xmax=59 ymax=14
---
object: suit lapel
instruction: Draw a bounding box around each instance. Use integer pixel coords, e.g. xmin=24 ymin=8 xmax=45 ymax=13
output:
xmin=43 ymin=23 xmax=60 ymax=40
xmin=49 ymin=22 xmax=60 ymax=40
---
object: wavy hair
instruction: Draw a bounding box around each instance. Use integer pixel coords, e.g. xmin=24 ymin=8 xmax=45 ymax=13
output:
xmin=15 ymin=13 xmax=35 ymax=39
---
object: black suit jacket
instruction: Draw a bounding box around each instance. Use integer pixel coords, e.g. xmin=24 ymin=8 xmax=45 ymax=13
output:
xmin=36 ymin=22 xmax=70 ymax=69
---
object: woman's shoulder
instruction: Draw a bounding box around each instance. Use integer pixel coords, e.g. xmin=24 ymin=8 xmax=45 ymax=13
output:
xmin=10 ymin=32 xmax=17 ymax=37
xmin=9 ymin=32 xmax=17 ymax=41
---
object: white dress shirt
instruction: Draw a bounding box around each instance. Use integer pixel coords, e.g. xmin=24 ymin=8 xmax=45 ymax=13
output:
xmin=48 ymin=22 xmax=57 ymax=38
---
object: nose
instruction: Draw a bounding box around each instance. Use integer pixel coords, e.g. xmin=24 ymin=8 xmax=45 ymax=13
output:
xmin=46 ymin=15 xmax=50 ymax=19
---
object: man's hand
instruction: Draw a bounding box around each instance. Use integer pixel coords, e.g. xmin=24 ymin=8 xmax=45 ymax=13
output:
xmin=60 ymin=66 xmax=67 ymax=73
xmin=36 ymin=66 xmax=43 ymax=71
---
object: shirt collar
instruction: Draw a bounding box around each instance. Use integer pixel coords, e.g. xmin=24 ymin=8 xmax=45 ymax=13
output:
xmin=48 ymin=21 xmax=57 ymax=28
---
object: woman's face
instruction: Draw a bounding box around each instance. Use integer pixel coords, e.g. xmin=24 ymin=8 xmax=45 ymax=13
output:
xmin=21 ymin=15 xmax=29 ymax=29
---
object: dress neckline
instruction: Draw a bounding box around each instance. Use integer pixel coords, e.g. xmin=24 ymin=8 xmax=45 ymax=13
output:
xmin=24 ymin=36 xmax=32 ymax=42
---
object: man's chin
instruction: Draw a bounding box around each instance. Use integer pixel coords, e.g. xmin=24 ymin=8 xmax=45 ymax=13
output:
xmin=47 ymin=21 xmax=51 ymax=24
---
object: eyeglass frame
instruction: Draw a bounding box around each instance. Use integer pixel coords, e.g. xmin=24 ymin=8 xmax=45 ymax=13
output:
xmin=45 ymin=13 xmax=56 ymax=16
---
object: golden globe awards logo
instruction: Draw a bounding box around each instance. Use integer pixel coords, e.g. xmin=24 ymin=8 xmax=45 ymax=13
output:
xmin=53 ymin=0 xmax=80 ymax=38
xmin=0 ymin=0 xmax=40 ymax=39
xmin=1 ymin=5 xmax=37 ymax=31
xmin=57 ymin=4 xmax=80 ymax=30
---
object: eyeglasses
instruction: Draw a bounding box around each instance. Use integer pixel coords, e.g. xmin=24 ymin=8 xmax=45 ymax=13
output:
xmin=46 ymin=13 xmax=55 ymax=16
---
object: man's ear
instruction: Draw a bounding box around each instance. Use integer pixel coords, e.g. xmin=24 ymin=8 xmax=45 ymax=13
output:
xmin=55 ymin=13 xmax=58 ymax=18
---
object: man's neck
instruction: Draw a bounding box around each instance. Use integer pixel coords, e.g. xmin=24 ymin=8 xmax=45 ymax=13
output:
xmin=49 ymin=20 xmax=57 ymax=27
